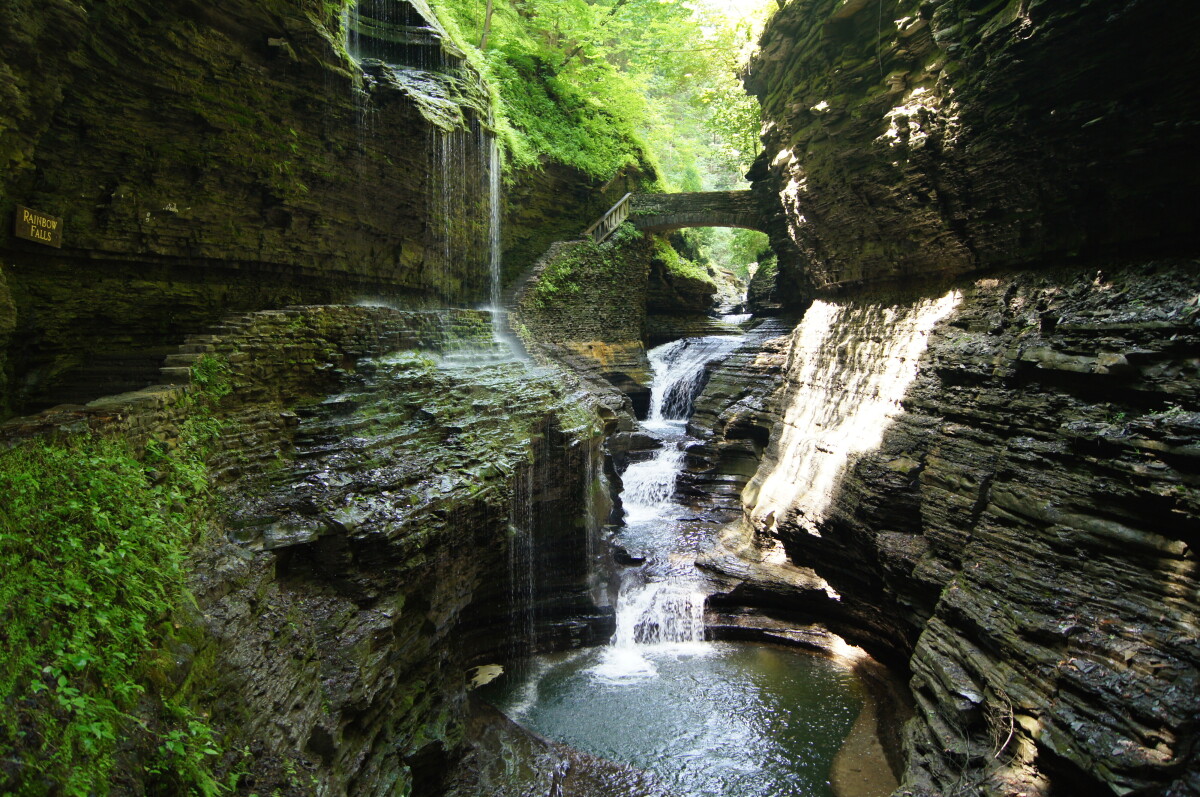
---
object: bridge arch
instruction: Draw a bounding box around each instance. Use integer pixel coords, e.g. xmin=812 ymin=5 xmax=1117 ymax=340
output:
xmin=584 ymin=190 xmax=766 ymax=243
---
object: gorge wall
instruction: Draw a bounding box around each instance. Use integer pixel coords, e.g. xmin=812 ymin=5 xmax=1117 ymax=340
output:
xmin=701 ymin=0 xmax=1200 ymax=794
xmin=698 ymin=266 xmax=1200 ymax=795
xmin=0 ymin=0 xmax=495 ymax=415
xmin=0 ymin=305 xmax=614 ymax=795
xmin=0 ymin=0 xmax=652 ymax=418
xmin=747 ymin=0 xmax=1200 ymax=304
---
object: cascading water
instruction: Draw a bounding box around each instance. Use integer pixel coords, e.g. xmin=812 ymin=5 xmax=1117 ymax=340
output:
xmin=344 ymin=0 xmax=502 ymax=312
xmin=485 ymin=326 xmax=886 ymax=797
xmin=646 ymin=336 xmax=743 ymax=427
xmin=589 ymin=334 xmax=744 ymax=682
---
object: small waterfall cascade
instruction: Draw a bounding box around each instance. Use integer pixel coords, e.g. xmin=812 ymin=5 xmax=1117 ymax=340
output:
xmin=487 ymin=132 xmax=503 ymax=318
xmin=620 ymin=446 xmax=687 ymax=524
xmin=646 ymin=336 xmax=743 ymax=426
xmin=343 ymin=0 xmax=500 ymax=312
xmin=593 ymin=335 xmax=744 ymax=681
xmin=507 ymin=459 xmax=537 ymax=676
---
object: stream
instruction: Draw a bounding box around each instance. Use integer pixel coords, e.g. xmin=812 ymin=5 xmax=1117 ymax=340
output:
xmin=485 ymin=332 xmax=886 ymax=797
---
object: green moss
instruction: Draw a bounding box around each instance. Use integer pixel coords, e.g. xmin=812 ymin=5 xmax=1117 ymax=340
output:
xmin=525 ymin=224 xmax=645 ymax=310
xmin=652 ymin=236 xmax=716 ymax=288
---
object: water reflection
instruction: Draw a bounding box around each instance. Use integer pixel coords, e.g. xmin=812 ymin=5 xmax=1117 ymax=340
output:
xmin=485 ymin=643 xmax=865 ymax=797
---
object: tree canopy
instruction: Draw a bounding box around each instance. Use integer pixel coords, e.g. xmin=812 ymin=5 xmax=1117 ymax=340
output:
xmin=431 ymin=0 xmax=773 ymax=191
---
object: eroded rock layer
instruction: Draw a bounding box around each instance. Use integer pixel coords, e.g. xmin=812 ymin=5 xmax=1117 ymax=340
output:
xmin=748 ymin=0 xmax=1200 ymax=302
xmin=0 ymin=305 xmax=612 ymax=795
xmin=697 ymin=262 xmax=1200 ymax=795
xmin=0 ymin=0 xmax=496 ymax=415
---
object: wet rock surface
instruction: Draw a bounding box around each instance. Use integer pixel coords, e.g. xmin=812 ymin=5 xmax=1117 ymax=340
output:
xmin=689 ymin=261 xmax=1200 ymax=795
xmin=682 ymin=317 xmax=796 ymax=517
xmin=0 ymin=0 xmax=490 ymax=416
xmin=0 ymin=304 xmax=614 ymax=796
xmin=194 ymin=344 xmax=611 ymax=795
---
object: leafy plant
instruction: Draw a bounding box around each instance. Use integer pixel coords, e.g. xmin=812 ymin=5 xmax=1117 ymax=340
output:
xmin=430 ymin=0 xmax=772 ymax=189
xmin=0 ymin=357 xmax=234 ymax=794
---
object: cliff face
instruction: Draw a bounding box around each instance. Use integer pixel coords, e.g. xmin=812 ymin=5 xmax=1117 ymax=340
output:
xmin=0 ymin=0 xmax=498 ymax=415
xmin=747 ymin=0 xmax=1200 ymax=302
xmin=712 ymin=1 xmax=1200 ymax=793
xmin=697 ymin=263 xmax=1200 ymax=795
xmin=0 ymin=305 xmax=612 ymax=795
xmin=511 ymin=228 xmax=658 ymax=415
xmin=199 ymin=322 xmax=610 ymax=795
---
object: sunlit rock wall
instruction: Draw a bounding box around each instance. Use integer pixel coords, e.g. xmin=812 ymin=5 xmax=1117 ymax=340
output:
xmin=747 ymin=0 xmax=1200 ymax=302
xmin=696 ymin=262 xmax=1200 ymax=795
xmin=734 ymin=3 xmax=1200 ymax=791
xmin=0 ymin=0 xmax=496 ymax=416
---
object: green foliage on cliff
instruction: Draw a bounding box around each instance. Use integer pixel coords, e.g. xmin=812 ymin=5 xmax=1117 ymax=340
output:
xmin=0 ymin=359 xmax=230 ymax=795
xmin=525 ymin=223 xmax=645 ymax=308
xmin=489 ymin=48 xmax=654 ymax=179
xmin=652 ymin=235 xmax=716 ymax=288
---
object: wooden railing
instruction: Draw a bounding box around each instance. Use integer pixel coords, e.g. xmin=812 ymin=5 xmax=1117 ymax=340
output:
xmin=582 ymin=192 xmax=633 ymax=244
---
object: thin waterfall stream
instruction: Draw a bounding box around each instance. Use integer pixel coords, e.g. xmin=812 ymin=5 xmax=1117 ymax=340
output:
xmin=485 ymin=330 xmax=883 ymax=797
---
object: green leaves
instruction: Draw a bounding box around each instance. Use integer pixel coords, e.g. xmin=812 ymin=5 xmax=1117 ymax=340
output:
xmin=431 ymin=0 xmax=771 ymax=190
xmin=0 ymin=426 xmax=222 ymax=793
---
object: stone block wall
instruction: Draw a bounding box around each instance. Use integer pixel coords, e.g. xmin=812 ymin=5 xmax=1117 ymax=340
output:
xmin=512 ymin=230 xmax=657 ymax=414
xmin=0 ymin=305 xmax=491 ymax=453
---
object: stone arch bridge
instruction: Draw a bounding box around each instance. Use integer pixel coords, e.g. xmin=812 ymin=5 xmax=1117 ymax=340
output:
xmin=584 ymin=191 xmax=764 ymax=243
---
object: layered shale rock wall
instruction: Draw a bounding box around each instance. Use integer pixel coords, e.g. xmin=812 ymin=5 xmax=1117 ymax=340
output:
xmin=0 ymin=0 xmax=499 ymax=416
xmin=701 ymin=265 xmax=1200 ymax=795
xmin=1 ymin=306 xmax=611 ymax=795
xmin=511 ymin=227 xmax=658 ymax=414
xmin=747 ymin=0 xmax=1200 ymax=303
xmin=692 ymin=1 xmax=1200 ymax=793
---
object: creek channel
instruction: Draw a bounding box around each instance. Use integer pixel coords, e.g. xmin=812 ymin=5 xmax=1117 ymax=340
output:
xmin=484 ymin=332 xmax=891 ymax=797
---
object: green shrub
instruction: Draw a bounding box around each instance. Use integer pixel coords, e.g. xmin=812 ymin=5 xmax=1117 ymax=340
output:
xmin=525 ymin=224 xmax=645 ymax=310
xmin=652 ymin=236 xmax=716 ymax=287
xmin=0 ymin=360 xmax=230 ymax=795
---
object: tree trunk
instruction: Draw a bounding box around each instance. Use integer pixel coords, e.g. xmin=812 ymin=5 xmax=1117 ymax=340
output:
xmin=480 ymin=0 xmax=495 ymax=49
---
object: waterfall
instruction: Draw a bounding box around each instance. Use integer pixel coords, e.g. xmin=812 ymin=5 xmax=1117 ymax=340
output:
xmin=646 ymin=336 xmax=742 ymax=426
xmin=592 ymin=335 xmax=743 ymax=681
xmin=345 ymin=0 xmax=498 ymax=310
xmin=620 ymin=445 xmax=686 ymax=523
xmin=612 ymin=580 xmax=707 ymax=647
xmin=487 ymin=132 xmax=502 ymax=318
xmin=508 ymin=461 xmax=536 ymax=661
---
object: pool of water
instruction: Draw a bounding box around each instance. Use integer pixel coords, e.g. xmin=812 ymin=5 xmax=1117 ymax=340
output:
xmin=484 ymin=642 xmax=867 ymax=797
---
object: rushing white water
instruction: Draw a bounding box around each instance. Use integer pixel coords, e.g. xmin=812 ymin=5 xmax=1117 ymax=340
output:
xmin=593 ymin=335 xmax=745 ymax=682
xmin=620 ymin=445 xmax=687 ymax=523
xmin=646 ymin=336 xmax=742 ymax=426
xmin=612 ymin=580 xmax=707 ymax=647
xmin=745 ymin=291 xmax=962 ymax=535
